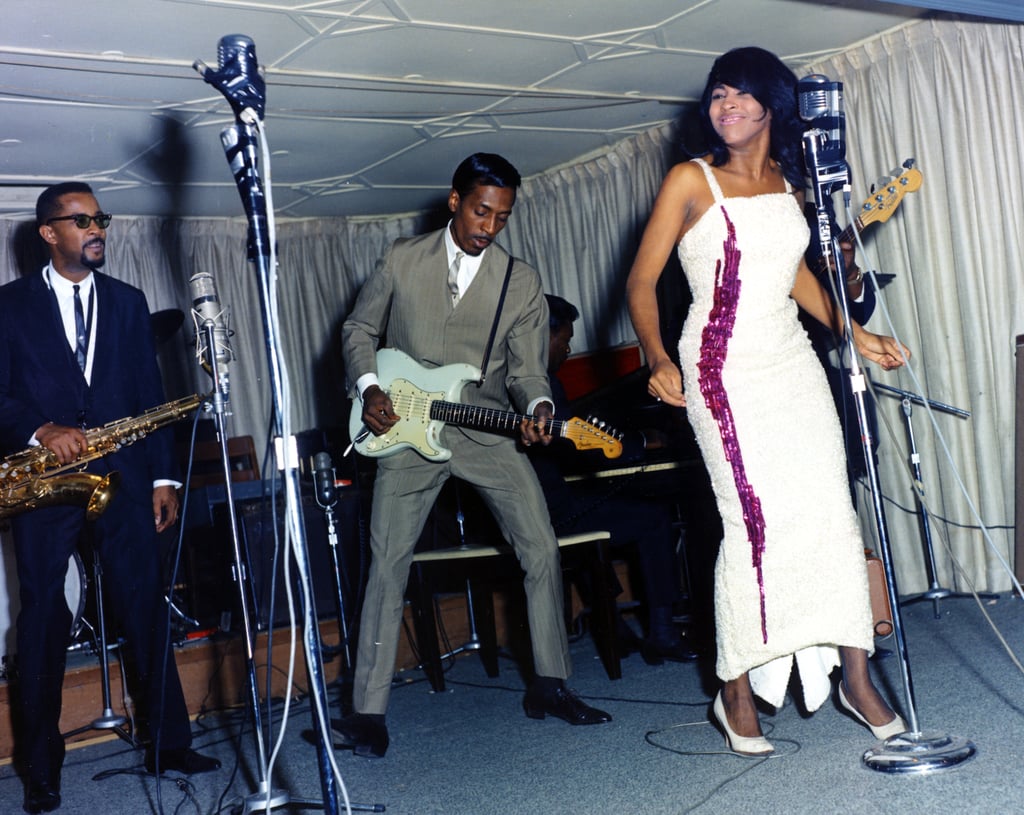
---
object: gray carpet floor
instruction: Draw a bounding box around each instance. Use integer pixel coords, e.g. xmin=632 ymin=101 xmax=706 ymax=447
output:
xmin=3 ymin=594 xmax=1024 ymax=815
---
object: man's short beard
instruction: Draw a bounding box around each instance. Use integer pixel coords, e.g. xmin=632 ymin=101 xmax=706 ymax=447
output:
xmin=82 ymin=252 xmax=105 ymax=270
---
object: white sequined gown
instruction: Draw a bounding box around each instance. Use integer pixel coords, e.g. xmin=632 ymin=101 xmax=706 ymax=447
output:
xmin=677 ymin=159 xmax=873 ymax=711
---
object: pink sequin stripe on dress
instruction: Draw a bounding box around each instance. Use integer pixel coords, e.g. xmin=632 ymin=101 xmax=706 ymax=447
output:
xmin=696 ymin=206 xmax=769 ymax=643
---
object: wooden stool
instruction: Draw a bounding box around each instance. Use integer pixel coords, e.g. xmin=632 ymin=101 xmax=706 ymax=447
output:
xmin=407 ymin=530 xmax=619 ymax=692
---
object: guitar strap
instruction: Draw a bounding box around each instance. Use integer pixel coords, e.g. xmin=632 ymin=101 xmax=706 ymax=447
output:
xmin=475 ymin=254 xmax=514 ymax=387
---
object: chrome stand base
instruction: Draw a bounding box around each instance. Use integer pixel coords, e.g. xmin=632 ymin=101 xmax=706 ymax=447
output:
xmin=92 ymin=708 xmax=126 ymax=729
xmin=242 ymin=782 xmax=290 ymax=814
xmin=863 ymin=730 xmax=977 ymax=774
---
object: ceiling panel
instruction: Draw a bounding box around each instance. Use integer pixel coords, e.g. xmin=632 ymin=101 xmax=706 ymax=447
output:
xmin=0 ymin=0 xmax=939 ymax=218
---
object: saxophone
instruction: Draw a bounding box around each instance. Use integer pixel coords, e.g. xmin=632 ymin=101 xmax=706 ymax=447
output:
xmin=0 ymin=393 xmax=207 ymax=521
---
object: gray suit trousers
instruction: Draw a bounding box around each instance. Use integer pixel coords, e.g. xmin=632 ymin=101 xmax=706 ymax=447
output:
xmin=353 ymin=428 xmax=571 ymax=714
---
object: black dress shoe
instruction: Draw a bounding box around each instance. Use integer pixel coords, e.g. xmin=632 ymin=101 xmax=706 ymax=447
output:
xmin=330 ymin=714 xmax=389 ymax=758
xmin=523 ymin=684 xmax=612 ymax=725
xmin=144 ymin=747 xmax=221 ymax=775
xmin=641 ymin=637 xmax=700 ymax=665
xmin=24 ymin=781 xmax=60 ymax=813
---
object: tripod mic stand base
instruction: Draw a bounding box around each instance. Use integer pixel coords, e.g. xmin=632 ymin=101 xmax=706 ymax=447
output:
xmin=242 ymin=783 xmax=290 ymax=814
xmin=862 ymin=730 xmax=976 ymax=774
xmin=92 ymin=709 xmax=126 ymax=729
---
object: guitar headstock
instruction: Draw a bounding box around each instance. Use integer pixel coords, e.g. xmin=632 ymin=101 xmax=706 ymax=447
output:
xmin=564 ymin=416 xmax=623 ymax=459
xmin=858 ymin=159 xmax=922 ymax=229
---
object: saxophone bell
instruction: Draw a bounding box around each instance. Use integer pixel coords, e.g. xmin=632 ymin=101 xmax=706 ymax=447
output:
xmin=0 ymin=470 xmax=120 ymax=521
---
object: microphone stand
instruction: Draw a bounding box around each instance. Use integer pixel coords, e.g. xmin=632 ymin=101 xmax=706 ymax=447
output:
xmin=201 ymin=336 xmax=290 ymax=812
xmin=198 ymin=38 xmax=347 ymax=815
xmin=804 ymin=129 xmax=974 ymax=773
xmin=314 ymin=458 xmax=353 ymax=674
xmin=436 ymin=483 xmax=483 ymax=662
xmin=870 ymin=382 xmax=995 ymax=617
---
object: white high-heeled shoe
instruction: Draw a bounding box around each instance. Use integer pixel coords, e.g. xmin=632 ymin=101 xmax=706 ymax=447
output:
xmin=838 ymin=683 xmax=907 ymax=740
xmin=712 ymin=691 xmax=774 ymax=756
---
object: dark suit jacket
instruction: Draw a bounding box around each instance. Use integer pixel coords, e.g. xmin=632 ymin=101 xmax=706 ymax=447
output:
xmin=0 ymin=269 xmax=175 ymax=504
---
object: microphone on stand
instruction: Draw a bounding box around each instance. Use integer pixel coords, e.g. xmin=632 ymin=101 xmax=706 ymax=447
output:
xmin=799 ymin=73 xmax=850 ymax=263
xmin=798 ymin=74 xmax=846 ymax=169
xmin=313 ymin=451 xmax=338 ymax=510
xmin=193 ymin=34 xmax=265 ymax=124
xmin=189 ymin=271 xmax=234 ymax=396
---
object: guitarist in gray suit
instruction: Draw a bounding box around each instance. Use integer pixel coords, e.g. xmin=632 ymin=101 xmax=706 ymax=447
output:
xmin=336 ymin=153 xmax=611 ymax=758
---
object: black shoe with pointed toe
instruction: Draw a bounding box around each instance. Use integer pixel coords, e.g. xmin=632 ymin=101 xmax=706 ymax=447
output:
xmin=523 ymin=684 xmax=612 ymax=725
xmin=331 ymin=714 xmax=389 ymax=758
xmin=641 ymin=636 xmax=700 ymax=665
xmin=23 ymin=781 xmax=60 ymax=814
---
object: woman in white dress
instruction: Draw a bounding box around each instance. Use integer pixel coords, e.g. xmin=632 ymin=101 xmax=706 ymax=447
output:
xmin=626 ymin=47 xmax=908 ymax=755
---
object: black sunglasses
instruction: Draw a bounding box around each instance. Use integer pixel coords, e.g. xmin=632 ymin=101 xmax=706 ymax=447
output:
xmin=46 ymin=213 xmax=113 ymax=229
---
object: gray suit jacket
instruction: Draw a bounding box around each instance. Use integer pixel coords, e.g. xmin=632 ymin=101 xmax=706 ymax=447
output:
xmin=342 ymin=228 xmax=550 ymax=447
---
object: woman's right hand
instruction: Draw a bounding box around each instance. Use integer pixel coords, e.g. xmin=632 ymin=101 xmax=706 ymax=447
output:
xmin=648 ymin=357 xmax=686 ymax=408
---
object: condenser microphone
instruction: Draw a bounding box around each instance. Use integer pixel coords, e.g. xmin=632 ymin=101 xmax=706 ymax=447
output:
xmin=193 ymin=34 xmax=265 ymax=123
xmin=189 ymin=271 xmax=234 ymax=377
xmin=313 ymin=451 xmax=338 ymax=509
xmin=798 ymin=74 xmax=846 ymax=168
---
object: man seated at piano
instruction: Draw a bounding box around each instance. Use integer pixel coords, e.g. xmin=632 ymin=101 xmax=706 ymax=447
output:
xmin=527 ymin=294 xmax=700 ymax=664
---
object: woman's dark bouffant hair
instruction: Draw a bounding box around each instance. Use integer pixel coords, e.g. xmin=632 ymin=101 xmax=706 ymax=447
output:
xmin=698 ymin=46 xmax=807 ymax=188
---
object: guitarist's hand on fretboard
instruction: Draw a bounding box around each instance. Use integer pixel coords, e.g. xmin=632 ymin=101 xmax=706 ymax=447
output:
xmin=361 ymin=383 xmax=401 ymax=436
xmin=520 ymin=400 xmax=555 ymax=449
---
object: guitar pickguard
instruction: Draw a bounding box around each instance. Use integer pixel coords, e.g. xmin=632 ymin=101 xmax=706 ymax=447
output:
xmin=349 ymin=349 xmax=481 ymax=461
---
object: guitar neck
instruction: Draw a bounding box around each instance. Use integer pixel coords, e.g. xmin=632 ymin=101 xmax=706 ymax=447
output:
xmin=430 ymin=400 xmax=565 ymax=437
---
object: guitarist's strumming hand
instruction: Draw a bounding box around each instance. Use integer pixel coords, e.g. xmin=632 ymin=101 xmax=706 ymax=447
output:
xmin=362 ymin=384 xmax=401 ymax=436
xmin=520 ymin=400 xmax=555 ymax=449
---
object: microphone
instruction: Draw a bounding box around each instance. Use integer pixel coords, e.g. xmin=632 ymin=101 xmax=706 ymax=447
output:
xmin=313 ymin=451 xmax=338 ymax=509
xmin=798 ymin=73 xmax=846 ymax=169
xmin=193 ymin=34 xmax=266 ymax=124
xmin=189 ymin=271 xmax=234 ymax=379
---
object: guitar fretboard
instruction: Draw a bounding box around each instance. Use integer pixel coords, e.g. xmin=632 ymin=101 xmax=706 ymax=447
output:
xmin=430 ymin=400 xmax=566 ymax=437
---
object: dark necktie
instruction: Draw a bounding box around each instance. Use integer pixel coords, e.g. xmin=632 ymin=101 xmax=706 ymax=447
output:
xmin=73 ymin=284 xmax=87 ymax=372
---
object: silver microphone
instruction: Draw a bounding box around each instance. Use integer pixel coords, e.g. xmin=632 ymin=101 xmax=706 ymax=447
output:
xmin=193 ymin=34 xmax=265 ymax=124
xmin=798 ymin=74 xmax=845 ymax=168
xmin=189 ymin=271 xmax=234 ymax=378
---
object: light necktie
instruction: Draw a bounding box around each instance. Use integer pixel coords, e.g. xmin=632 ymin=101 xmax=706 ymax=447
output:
xmin=73 ymin=284 xmax=87 ymax=372
xmin=447 ymin=251 xmax=464 ymax=306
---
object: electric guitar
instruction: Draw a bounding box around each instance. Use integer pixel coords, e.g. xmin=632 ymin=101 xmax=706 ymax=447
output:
xmin=349 ymin=348 xmax=623 ymax=462
xmin=813 ymin=159 xmax=923 ymax=276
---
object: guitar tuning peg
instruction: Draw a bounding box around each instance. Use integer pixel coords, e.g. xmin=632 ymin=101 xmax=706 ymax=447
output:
xmin=903 ymin=157 xmax=916 ymax=169
xmin=889 ymin=167 xmax=903 ymax=180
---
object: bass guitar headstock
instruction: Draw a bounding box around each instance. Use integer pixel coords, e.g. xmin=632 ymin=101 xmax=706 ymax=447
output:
xmin=858 ymin=158 xmax=922 ymax=229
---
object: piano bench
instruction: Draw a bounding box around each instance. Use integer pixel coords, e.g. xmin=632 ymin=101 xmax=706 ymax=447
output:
xmin=407 ymin=530 xmax=620 ymax=693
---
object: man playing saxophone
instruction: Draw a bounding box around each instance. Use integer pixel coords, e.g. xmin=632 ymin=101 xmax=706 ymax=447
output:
xmin=0 ymin=183 xmax=218 ymax=814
